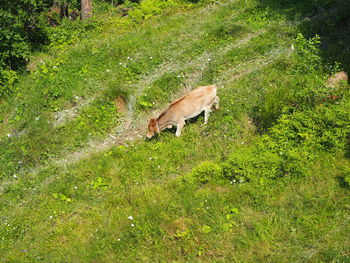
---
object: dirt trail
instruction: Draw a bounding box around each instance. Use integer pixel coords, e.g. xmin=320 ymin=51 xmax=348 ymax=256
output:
xmin=51 ymin=30 xmax=275 ymax=168
xmin=0 ymin=16 xmax=295 ymax=198
xmin=0 ymin=38 xmax=292 ymax=196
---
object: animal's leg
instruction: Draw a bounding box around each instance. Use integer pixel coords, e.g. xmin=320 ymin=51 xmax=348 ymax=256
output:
xmin=214 ymin=96 xmax=219 ymax=110
xmin=175 ymin=120 xmax=185 ymax=137
xmin=204 ymin=107 xmax=210 ymax=124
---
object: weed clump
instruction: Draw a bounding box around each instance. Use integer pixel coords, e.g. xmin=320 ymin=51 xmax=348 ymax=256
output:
xmin=189 ymin=161 xmax=223 ymax=184
xmin=224 ymin=94 xmax=350 ymax=182
xmin=223 ymin=147 xmax=283 ymax=182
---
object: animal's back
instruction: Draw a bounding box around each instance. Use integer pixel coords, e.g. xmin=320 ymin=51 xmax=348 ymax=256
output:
xmin=169 ymin=85 xmax=217 ymax=120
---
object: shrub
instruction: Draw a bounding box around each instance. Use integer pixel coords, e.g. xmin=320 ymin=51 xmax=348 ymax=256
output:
xmin=251 ymin=33 xmax=326 ymax=132
xmin=129 ymin=0 xmax=177 ymax=22
xmin=0 ymin=0 xmax=52 ymax=70
xmin=222 ymin=146 xmax=283 ymax=181
xmin=172 ymin=161 xmax=222 ymax=192
xmin=189 ymin=161 xmax=223 ymax=184
xmin=45 ymin=19 xmax=103 ymax=51
xmin=293 ymin=33 xmax=322 ymax=74
xmin=224 ymin=95 xmax=350 ymax=182
xmin=345 ymin=174 xmax=350 ymax=187
xmin=0 ymin=67 xmax=18 ymax=98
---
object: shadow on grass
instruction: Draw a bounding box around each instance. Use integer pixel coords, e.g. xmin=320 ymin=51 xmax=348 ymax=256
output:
xmin=256 ymin=0 xmax=350 ymax=71
xmin=336 ymin=175 xmax=350 ymax=189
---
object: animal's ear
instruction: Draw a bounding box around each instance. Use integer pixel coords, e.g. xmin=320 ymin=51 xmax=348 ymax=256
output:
xmin=148 ymin=118 xmax=155 ymax=126
xmin=149 ymin=118 xmax=156 ymax=126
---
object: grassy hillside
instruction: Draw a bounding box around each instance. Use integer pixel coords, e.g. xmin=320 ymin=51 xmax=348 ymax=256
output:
xmin=1 ymin=0 xmax=350 ymax=262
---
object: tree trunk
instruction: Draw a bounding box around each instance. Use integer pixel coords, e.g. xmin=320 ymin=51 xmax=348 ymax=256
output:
xmin=81 ymin=0 xmax=92 ymax=20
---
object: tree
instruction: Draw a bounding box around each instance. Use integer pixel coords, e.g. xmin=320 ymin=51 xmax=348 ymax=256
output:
xmin=81 ymin=0 xmax=92 ymax=20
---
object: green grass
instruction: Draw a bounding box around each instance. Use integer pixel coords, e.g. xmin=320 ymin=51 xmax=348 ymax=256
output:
xmin=0 ymin=0 xmax=350 ymax=261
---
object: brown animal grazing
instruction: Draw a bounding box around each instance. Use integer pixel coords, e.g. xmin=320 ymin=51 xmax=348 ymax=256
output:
xmin=146 ymin=85 xmax=219 ymax=138
xmin=326 ymin=71 xmax=348 ymax=88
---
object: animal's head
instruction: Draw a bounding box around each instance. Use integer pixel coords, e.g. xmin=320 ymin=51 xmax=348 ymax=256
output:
xmin=146 ymin=118 xmax=160 ymax=138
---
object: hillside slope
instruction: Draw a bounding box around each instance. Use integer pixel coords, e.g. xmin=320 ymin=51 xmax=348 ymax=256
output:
xmin=1 ymin=0 xmax=349 ymax=262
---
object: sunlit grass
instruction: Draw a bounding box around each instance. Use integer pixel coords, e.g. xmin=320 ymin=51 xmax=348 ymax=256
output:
xmin=0 ymin=0 xmax=349 ymax=262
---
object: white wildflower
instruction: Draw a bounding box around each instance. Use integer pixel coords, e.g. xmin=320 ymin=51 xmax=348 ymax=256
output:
xmin=7 ymin=134 xmax=11 ymax=138
xmin=13 ymin=174 xmax=17 ymax=178
xmin=131 ymin=223 xmax=135 ymax=227
xmin=128 ymin=216 xmax=133 ymax=220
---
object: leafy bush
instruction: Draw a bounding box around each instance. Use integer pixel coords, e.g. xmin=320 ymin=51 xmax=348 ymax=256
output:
xmin=223 ymin=147 xmax=283 ymax=181
xmin=251 ymin=34 xmax=330 ymax=131
xmin=189 ymin=161 xmax=223 ymax=184
xmin=171 ymin=161 xmax=223 ymax=192
xmin=345 ymin=173 xmax=350 ymax=187
xmin=0 ymin=68 xmax=18 ymax=98
xmin=129 ymin=0 xmax=177 ymax=22
xmin=0 ymin=0 xmax=103 ymax=98
xmin=45 ymin=19 xmax=103 ymax=51
xmin=0 ymin=0 xmax=52 ymax=69
xmin=224 ymin=95 xmax=350 ymax=182
xmin=339 ymin=167 xmax=350 ymax=187
xmin=293 ymin=33 xmax=322 ymax=74
xmin=0 ymin=0 xmax=49 ymax=98
xmin=268 ymin=101 xmax=350 ymax=152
